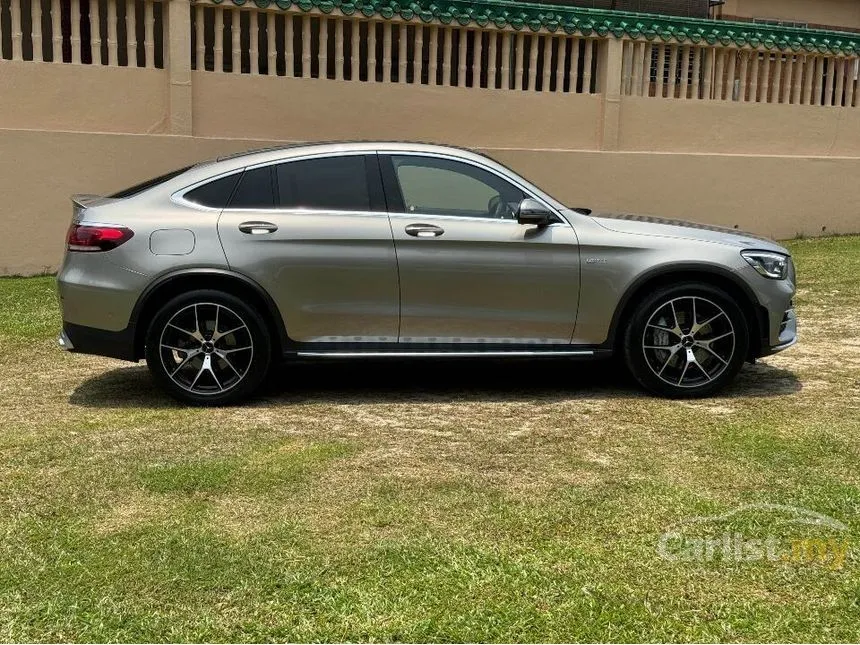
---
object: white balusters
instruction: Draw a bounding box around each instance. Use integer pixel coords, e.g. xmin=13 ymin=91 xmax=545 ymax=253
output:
xmin=250 ymin=10 xmax=259 ymax=74
xmin=397 ymin=23 xmax=406 ymax=83
xmin=107 ymin=0 xmax=118 ymax=65
xmin=230 ymin=8 xmax=239 ymax=73
xmin=50 ymin=0 xmax=61 ymax=62
xmin=569 ymin=36 xmax=580 ymax=93
xmin=350 ymin=19 xmax=359 ymax=80
xmin=667 ymin=43 xmax=678 ymax=98
xmin=381 ymin=20 xmax=391 ymax=83
xmin=10 ymin=0 xmax=23 ymax=60
xmin=428 ymin=25 xmax=438 ymax=85
xmin=284 ymin=14 xmax=293 ymax=77
xmin=334 ymin=18 xmax=343 ymax=80
xmin=69 ymin=0 xmax=81 ymax=63
xmin=556 ymin=36 xmax=568 ymax=93
xmin=367 ymin=20 xmax=376 ymax=83
xmin=513 ymin=32 xmax=523 ymax=90
xmin=691 ymin=46 xmax=701 ymax=99
xmin=414 ymin=25 xmax=423 ymax=84
xmin=441 ymin=27 xmax=451 ymax=85
xmin=31 ymin=0 xmax=43 ymax=61
xmin=655 ymin=44 xmax=665 ymax=97
xmin=526 ymin=33 xmax=537 ymax=90
xmin=195 ymin=3 xmax=204 ymax=70
xmin=267 ymin=11 xmax=275 ymax=75
xmin=319 ymin=16 xmax=328 ymax=79
xmin=213 ymin=5 xmax=223 ymax=72
xmin=473 ymin=30 xmax=482 ymax=88
xmin=300 ymin=13 xmax=310 ymax=78
xmin=500 ymin=31 xmax=510 ymax=89
xmin=582 ymin=38 xmax=593 ymax=93
xmin=457 ymin=28 xmax=466 ymax=87
xmin=126 ymin=0 xmax=136 ymax=66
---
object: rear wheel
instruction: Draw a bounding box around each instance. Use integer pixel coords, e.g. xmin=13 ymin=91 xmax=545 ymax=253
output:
xmin=144 ymin=290 xmax=271 ymax=405
xmin=623 ymin=283 xmax=749 ymax=398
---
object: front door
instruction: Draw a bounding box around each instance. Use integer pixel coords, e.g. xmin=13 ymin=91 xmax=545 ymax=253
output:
xmin=380 ymin=153 xmax=580 ymax=345
xmin=217 ymin=154 xmax=399 ymax=343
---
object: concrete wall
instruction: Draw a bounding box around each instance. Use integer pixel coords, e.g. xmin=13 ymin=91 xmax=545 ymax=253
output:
xmin=720 ymin=0 xmax=860 ymax=30
xmin=3 ymin=127 xmax=860 ymax=275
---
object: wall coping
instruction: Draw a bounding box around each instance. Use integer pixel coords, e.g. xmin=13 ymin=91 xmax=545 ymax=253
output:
xmin=206 ymin=0 xmax=860 ymax=55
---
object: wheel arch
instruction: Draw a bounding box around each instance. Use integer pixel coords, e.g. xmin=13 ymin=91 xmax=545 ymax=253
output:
xmin=131 ymin=268 xmax=289 ymax=360
xmin=606 ymin=264 xmax=768 ymax=360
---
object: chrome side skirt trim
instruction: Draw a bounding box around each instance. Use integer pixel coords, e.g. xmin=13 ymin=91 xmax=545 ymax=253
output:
xmin=296 ymin=350 xmax=595 ymax=358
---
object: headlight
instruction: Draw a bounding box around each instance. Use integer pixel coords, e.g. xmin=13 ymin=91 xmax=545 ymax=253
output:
xmin=741 ymin=250 xmax=790 ymax=280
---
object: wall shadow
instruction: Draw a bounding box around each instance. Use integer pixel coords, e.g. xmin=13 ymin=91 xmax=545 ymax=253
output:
xmin=68 ymin=357 xmax=802 ymax=409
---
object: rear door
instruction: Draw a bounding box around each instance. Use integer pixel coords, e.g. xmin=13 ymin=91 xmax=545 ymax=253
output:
xmin=217 ymin=153 xmax=400 ymax=343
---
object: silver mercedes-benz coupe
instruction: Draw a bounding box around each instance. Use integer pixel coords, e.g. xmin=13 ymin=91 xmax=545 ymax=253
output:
xmin=57 ymin=142 xmax=797 ymax=404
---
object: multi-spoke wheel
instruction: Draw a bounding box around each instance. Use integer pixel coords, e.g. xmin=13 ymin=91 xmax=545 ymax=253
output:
xmin=623 ymin=283 xmax=749 ymax=398
xmin=145 ymin=290 xmax=271 ymax=405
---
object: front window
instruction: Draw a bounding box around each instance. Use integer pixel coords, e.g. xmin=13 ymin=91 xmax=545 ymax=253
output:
xmin=390 ymin=156 xmax=525 ymax=220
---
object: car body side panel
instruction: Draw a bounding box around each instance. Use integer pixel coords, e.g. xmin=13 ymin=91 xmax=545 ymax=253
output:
xmin=217 ymin=209 xmax=400 ymax=343
xmin=390 ymin=215 xmax=580 ymax=343
xmin=57 ymin=196 xmax=228 ymax=332
xmin=567 ymin=213 xmax=795 ymax=347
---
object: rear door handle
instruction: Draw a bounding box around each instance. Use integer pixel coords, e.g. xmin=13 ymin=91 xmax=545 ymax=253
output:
xmin=405 ymin=223 xmax=444 ymax=238
xmin=238 ymin=221 xmax=278 ymax=235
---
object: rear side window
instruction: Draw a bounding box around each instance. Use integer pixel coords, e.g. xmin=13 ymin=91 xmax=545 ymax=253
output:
xmin=184 ymin=174 xmax=240 ymax=208
xmin=229 ymin=166 xmax=275 ymax=209
xmin=276 ymin=156 xmax=370 ymax=212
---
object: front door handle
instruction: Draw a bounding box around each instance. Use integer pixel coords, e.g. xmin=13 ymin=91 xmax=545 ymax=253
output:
xmin=405 ymin=223 xmax=444 ymax=238
xmin=238 ymin=221 xmax=278 ymax=235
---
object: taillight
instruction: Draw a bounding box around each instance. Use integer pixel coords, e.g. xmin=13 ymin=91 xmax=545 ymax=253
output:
xmin=67 ymin=225 xmax=134 ymax=252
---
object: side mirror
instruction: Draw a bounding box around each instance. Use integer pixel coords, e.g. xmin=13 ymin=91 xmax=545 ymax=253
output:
xmin=516 ymin=198 xmax=554 ymax=227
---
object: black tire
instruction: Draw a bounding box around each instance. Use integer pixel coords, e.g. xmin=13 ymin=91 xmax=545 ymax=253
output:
xmin=623 ymin=282 xmax=749 ymax=398
xmin=144 ymin=289 xmax=272 ymax=406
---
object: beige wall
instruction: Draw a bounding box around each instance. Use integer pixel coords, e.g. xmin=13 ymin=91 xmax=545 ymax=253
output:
xmin=192 ymin=73 xmax=603 ymax=149
xmin=618 ymin=97 xmax=860 ymax=156
xmin=721 ymin=0 xmax=860 ymax=29
xmin=0 ymin=62 xmax=169 ymax=134
xmin=3 ymin=127 xmax=860 ymax=275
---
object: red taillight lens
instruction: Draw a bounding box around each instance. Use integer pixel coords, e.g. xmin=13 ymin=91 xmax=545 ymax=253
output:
xmin=67 ymin=225 xmax=134 ymax=252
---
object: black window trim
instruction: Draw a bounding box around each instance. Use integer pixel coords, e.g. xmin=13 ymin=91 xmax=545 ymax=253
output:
xmin=172 ymin=151 xmax=387 ymax=215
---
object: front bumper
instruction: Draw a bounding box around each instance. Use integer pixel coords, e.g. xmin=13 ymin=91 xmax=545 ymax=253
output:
xmin=58 ymin=321 xmax=138 ymax=362
xmin=761 ymin=307 xmax=797 ymax=357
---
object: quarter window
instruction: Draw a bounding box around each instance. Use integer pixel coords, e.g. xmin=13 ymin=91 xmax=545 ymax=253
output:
xmin=184 ymin=173 xmax=241 ymax=209
xmin=389 ymin=156 xmax=525 ymax=219
xmin=276 ymin=156 xmax=371 ymax=212
xmin=229 ymin=166 xmax=275 ymax=209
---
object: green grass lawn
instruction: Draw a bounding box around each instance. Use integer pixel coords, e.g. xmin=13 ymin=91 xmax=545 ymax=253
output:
xmin=0 ymin=236 xmax=859 ymax=642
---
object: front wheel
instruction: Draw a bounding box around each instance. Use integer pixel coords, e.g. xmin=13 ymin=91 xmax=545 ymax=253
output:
xmin=144 ymin=290 xmax=272 ymax=405
xmin=623 ymin=283 xmax=749 ymax=398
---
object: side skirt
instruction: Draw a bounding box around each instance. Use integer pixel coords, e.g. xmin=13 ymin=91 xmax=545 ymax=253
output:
xmin=286 ymin=344 xmax=611 ymax=360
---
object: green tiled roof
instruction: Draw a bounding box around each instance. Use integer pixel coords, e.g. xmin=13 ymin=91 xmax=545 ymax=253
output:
xmin=215 ymin=0 xmax=860 ymax=55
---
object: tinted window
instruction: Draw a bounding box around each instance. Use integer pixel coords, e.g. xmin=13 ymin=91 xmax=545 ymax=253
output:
xmin=109 ymin=165 xmax=193 ymax=199
xmin=276 ymin=156 xmax=370 ymax=212
xmin=184 ymin=174 xmax=240 ymax=208
xmin=229 ymin=167 xmax=275 ymax=208
xmin=390 ymin=156 xmax=525 ymax=219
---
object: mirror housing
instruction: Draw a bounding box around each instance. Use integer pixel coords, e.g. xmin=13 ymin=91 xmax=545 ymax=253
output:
xmin=516 ymin=198 xmax=554 ymax=227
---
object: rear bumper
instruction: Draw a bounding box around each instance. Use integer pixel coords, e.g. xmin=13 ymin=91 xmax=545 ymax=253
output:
xmin=58 ymin=321 xmax=138 ymax=362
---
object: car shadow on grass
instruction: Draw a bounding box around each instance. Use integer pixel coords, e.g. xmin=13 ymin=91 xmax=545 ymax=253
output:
xmin=68 ymin=357 xmax=801 ymax=408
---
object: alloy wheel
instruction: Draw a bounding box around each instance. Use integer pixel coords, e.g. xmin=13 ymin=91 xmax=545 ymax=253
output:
xmin=641 ymin=296 xmax=736 ymax=389
xmin=158 ymin=302 xmax=254 ymax=395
